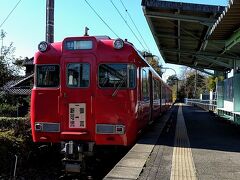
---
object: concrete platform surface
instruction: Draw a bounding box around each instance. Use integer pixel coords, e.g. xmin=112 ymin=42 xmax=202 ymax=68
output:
xmin=104 ymin=104 xmax=240 ymax=180
xmin=103 ymin=107 xmax=173 ymax=180
xmin=139 ymin=104 xmax=240 ymax=180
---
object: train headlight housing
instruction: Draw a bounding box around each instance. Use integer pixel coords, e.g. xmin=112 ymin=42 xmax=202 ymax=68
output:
xmin=115 ymin=125 xmax=125 ymax=134
xmin=35 ymin=123 xmax=43 ymax=131
xmin=96 ymin=124 xmax=125 ymax=134
xmin=38 ymin=41 xmax=49 ymax=52
xmin=113 ymin=38 xmax=124 ymax=49
xmin=35 ymin=122 xmax=60 ymax=132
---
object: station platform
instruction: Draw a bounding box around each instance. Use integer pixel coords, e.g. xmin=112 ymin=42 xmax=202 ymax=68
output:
xmin=104 ymin=104 xmax=240 ymax=180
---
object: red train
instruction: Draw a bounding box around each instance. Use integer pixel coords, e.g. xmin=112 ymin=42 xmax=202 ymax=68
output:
xmin=31 ymin=35 xmax=172 ymax=172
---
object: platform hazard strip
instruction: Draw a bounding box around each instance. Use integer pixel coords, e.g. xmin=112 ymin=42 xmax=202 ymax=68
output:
xmin=170 ymin=104 xmax=197 ymax=180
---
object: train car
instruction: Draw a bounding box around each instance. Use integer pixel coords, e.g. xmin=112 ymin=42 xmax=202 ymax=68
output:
xmin=31 ymin=35 xmax=172 ymax=172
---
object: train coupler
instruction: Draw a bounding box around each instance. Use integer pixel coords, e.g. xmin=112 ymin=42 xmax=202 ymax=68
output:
xmin=61 ymin=141 xmax=95 ymax=173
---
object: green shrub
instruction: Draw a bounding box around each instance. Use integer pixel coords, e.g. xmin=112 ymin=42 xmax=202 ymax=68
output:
xmin=0 ymin=103 xmax=17 ymax=117
xmin=0 ymin=130 xmax=25 ymax=174
xmin=0 ymin=117 xmax=29 ymax=131
xmin=0 ymin=117 xmax=63 ymax=178
xmin=0 ymin=117 xmax=31 ymax=177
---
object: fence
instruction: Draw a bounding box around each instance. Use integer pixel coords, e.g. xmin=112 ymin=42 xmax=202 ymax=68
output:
xmin=185 ymin=98 xmax=217 ymax=112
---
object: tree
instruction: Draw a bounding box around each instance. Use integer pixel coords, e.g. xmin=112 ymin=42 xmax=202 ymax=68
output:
xmin=166 ymin=75 xmax=178 ymax=101
xmin=183 ymin=70 xmax=207 ymax=98
xmin=0 ymin=29 xmax=23 ymax=87
xmin=147 ymin=56 xmax=162 ymax=75
xmin=176 ymin=67 xmax=210 ymax=99
xmin=141 ymin=51 xmax=162 ymax=76
xmin=166 ymin=74 xmax=178 ymax=86
xmin=205 ymin=75 xmax=225 ymax=92
xmin=206 ymin=76 xmax=216 ymax=91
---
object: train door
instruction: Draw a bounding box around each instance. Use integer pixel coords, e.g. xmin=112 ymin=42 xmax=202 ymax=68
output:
xmin=60 ymin=55 xmax=95 ymax=138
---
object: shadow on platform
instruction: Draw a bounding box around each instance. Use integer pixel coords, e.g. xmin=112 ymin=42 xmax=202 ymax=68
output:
xmin=138 ymin=105 xmax=240 ymax=153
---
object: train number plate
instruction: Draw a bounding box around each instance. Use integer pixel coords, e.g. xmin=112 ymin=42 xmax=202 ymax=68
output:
xmin=69 ymin=103 xmax=86 ymax=128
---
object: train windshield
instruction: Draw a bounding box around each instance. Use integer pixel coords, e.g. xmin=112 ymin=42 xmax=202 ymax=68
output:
xmin=98 ymin=64 xmax=136 ymax=88
xmin=36 ymin=65 xmax=59 ymax=87
xmin=67 ymin=63 xmax=90 ymax=88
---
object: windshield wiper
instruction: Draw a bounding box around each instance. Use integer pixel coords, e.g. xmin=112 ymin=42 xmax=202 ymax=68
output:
xmin=112 ymin=77 xmax=126 ymax=97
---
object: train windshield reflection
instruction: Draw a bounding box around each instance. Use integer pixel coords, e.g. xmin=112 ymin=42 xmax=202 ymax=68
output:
xmin=98 ymin=63 xmax=136 ymax=88
xmin=36 ymin=65 xmax=59 ymax=87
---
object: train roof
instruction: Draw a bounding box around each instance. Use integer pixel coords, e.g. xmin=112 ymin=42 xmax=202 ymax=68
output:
xmin=35 ymin=35 xmax=171 ymax=89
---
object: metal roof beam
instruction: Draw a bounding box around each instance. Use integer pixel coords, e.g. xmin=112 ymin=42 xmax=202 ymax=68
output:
xmin=225 ymin=28 xmax=240 ymax=51
xmin=208 ymin=63 xmax=214 ymax=68
xmin=171 ymin=61 xmax=225 ymax=71
xmin=142 ymin=0 xmax=225 ymax=13
xmin=177 ymin=9 xmax=181 ymax=63
xmin=166 ymin=19 xmax=207 ymax=42
xmin=155 ymin=33 xmax=196 ymax=40
xmin=155 ymin=33 xmax=179 ymax=39
xmin=199 ymin=12 xmax=217 ymax=51
xmin=160 ymin=48 xmax=240 ymax=60
xmin=195 ymin=55 xmax=233 ymax=69
xmin=157 ymin=19 xmax=206 ymax=43
xmin=208 ymin=40 xmax=226 ymax=44
xmin=192 ymin=67 xmax=214 ymax=76
xmin=142 ymin=7 xmax=167 ymax=61
xmin=145 ymin=11 xmax=216 ymax=26
xmin=199 ymin=25 xmax=213 ymax=51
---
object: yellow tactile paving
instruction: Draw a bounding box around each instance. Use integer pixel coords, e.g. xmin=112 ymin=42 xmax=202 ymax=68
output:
xmin=170 ymin=104 xmax=197 ymax=180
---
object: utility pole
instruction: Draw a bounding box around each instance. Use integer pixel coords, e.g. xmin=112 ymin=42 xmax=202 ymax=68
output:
xmin=46 ymin=0 xmax=54 ymax=43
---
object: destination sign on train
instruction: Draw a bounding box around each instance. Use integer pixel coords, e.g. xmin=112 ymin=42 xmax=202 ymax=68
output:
xmin=65 ymin=40 xmax=93 ymax=50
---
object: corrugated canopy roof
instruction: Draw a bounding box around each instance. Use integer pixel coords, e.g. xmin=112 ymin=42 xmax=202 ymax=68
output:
xmin=142 ymin=0 xmax=240 ymax=72
xmin=205 ymin=0 xmax=240 ymax=67
xmin=209 ymin=0 xmax=240 ymax=40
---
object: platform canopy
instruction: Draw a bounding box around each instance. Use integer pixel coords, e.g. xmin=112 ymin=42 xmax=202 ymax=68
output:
xmin=142 ymin=0 xmax=240 ymax=72
xmin=206 ymin=0 xmax=240 ymax=69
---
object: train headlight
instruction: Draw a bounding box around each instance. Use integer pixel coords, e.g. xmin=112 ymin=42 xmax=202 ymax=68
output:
xmin=116 ymin=125 xmax=125 ymax=134
xmin=113 ymin=38 xmax=124 ymax=49
xmin=35 ymin=123 xmax=43 ymax=131
xmin=38 ymin=41 xmax=49 ymax=52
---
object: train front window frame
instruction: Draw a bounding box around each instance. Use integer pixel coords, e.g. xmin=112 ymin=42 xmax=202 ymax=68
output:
xmin=67 ymin=63 xmax=90 ymax=88
xmin=36 ymin=65 xmax=60 ymax=88
xmin=98 ymin=63 xmax=136 ymax=89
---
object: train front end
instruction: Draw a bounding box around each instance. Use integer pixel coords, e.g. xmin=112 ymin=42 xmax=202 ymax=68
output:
xmin=31 ymin=36 xmax=138 ymax=172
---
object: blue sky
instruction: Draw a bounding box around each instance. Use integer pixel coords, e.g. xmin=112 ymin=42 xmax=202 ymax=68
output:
xmin=0 ymin=0 xmax=228 ymax=80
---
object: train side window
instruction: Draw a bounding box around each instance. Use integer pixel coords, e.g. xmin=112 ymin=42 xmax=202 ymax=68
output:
xmin=128 ymin=64 xmax=136 ymax=88
xmin=98 ymin=63 xmax=136 ymax=88
xmin=36 ymin=65 xmax=59 ymax=87
xmin=142 ymin=69 xmax=149 ymax=100
xmin=67 ymin=63 xmax=90 ymax=88
xmin=153 ymin=79 xmax=160 ymax=100
xmin=159 ymin=81 xmax=162 ymax=102
xmin=162 ymin=85 xmax=165 ymax=104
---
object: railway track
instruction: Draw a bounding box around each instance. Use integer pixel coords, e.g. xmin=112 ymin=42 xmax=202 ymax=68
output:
xmin=8 ymin=145 xmax=129 ymax=180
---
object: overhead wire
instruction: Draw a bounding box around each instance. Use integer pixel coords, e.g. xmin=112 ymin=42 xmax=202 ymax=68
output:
xmin=110 ymin=0 xmax=146 ymax=51
xmin=0 ymin=0 xmax=23 ymax=29
xmin=119 ymin=0 xmax=150 ymax=52
xmin=84 ymin=0 xmax=119 ymax=38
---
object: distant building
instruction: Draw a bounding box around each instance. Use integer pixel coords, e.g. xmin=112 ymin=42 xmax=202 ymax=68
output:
xmin=0 ymin=57 xmax=34 ymax=96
